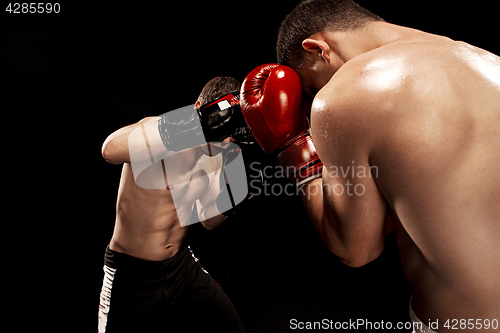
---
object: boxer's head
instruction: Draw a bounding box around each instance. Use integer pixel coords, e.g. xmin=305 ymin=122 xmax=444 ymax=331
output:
xmin=195 ymin=76 xmax=241 ymax=108
xmin=196 ymin=77 xmax=256 ymax=145
xmin=276 ymin=0 xmax=383 ymax=96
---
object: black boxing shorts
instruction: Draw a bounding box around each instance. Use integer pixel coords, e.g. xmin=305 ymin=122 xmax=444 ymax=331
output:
xmin=98 ymin=243 xmax=245 ymax=333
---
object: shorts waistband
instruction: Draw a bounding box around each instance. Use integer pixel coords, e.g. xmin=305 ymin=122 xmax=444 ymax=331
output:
xmin=104 ymin=243 xmax=190 ymax=271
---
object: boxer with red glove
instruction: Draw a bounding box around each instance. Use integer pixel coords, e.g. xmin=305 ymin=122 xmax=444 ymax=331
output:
xmin=240 ymin=64 xmax=394 ymax=267
xmin=240 ymin=64 xmax=323 ymax=186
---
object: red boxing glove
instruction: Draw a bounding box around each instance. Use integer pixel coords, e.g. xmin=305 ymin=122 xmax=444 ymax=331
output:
xmin=240 ymin=64 xmax=323 ymax=186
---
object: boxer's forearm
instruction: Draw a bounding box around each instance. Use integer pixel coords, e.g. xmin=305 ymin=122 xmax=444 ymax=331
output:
xmin=299 ymin=178 xmax=382 ymax=267
xmin=299 ymin=178 xmax=330 ymax=245
xmin=299 ymin=178 xmax=352 ymax=259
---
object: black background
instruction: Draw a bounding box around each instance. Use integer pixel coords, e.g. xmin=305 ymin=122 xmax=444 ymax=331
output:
xmin=2 ymin=1 xmax=498 ymax=332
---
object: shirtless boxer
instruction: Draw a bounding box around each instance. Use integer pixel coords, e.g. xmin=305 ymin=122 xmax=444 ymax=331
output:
xmin=98 ymin=77 xmax=248 ymax=333
xmin=240 ymin=0 xmax=500 ymax=332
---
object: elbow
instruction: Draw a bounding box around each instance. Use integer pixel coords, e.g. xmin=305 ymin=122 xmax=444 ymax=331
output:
xmin=199 ymin=213 xmax=227 ymax=231
xmin=200 ymin=221 xmax=216 ymax=231
xmin=101 ymin=138 xmax=120 ymax=164
xmin=339 ymin=255 xmax=376 ymax=268
xmin=200 ymin=216 xmax=227 ymax=231
xmin=337 ymin=246 xmax=384 ymax=268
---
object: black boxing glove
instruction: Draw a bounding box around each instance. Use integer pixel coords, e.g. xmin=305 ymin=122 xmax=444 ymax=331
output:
xmin=199 ymin=90 xmax=257 ymax=144
xmin=158 ymin=91 xmax=251 ymax=152
xmin=157 ymin=105 xmax=206 ymax=152
xmin=198 ymin=91 xmax=241 ymax=142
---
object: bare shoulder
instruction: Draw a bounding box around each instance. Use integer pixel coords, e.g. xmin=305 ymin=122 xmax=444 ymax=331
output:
xmin=310 ymin=47 xmax=408 ymax=151
xmin=311 ymin=40 xmax=473 ymax=161
xmin=311 ymin=40 xmax=470 ymax=134
xmin=312 ymin=43 xmax=418 ymax=118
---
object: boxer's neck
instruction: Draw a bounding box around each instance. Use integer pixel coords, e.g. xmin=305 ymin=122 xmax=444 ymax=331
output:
xmin=320 ymin=22 xmax=436 ymax=64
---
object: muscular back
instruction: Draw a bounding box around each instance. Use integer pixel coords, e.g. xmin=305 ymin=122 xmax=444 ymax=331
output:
xmin=376 ymin=41 xmax=500 ymax=324
xmin=319 ymin=40 xmax=500 ymax=328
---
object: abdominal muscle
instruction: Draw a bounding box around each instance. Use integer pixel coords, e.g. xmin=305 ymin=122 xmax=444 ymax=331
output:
xmin=109 ymin=162 xmax=210 ymax=261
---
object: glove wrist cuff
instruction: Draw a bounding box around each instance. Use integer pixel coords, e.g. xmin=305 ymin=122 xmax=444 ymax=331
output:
xmin=277 ymin=130 xmax=323 ymax=186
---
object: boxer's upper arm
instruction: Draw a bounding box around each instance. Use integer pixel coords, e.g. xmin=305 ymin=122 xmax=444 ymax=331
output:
xmin=102 ymin=117 xmax=159 ymax=164
xmin=310 ymin=84 xmax=387 ymax=267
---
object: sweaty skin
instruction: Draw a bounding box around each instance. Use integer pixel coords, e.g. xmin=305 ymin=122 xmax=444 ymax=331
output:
xmin=102 ymin=117 xmax=226 ymax=261
xmin=297 ymin=22 xmax=500 ymax=331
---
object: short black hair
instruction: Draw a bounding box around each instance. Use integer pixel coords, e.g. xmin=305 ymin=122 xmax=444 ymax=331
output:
xmin=277 ymin=0 xmax=384 ymax=68
xmin=197 ymin=76 xmax=241 ymax=106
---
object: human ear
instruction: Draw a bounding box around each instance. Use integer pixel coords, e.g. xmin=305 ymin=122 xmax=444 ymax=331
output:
xmin=195 ymin=100 xmax=202 ymax=109
xmin=302 ymin=38 xmax=331 ymax=63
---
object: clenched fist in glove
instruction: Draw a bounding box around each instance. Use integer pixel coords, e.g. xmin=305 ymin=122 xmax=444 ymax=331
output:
xmin=240 ymin=64 xmax=323 ymax=186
